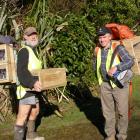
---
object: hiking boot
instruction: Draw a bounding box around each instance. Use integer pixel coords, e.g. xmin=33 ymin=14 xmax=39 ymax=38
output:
xmin=26 ymin=136 xmax=45 ymax=140
xmin=117 ymin=137 xmax=126 ymax=140
xmin=26 ymin=131 xmax=45 ymax=140
xmin=105 ymin=135 xmax=116 ymax=140
xmin=26 ymin=120 xmax=45 ymax=140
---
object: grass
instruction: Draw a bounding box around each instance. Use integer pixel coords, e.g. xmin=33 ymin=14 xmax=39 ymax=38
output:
xmin=132 ymin=76 xmax=140 ymax=100
xmin=0 ymin=76 xmax=140 ymax=140
xmin=39 ymin=102 xmax=87 ymax=129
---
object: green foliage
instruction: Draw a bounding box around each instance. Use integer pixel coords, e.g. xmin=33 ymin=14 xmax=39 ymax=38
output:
xmin=51 ymin=14 xmax=96 ymax=83
xmin=0 ymin=2 xmax=21 ymax=36
xmin=0 ymin=3 xmax=7 ymax=33
xmin=47 ymin=0 xmax=86 ymax=16
xmin=24 ymin=0 xmax=140 ymax=87
xmin=85 ymin=0 xmax=140 ymax=30
xmin=25 ymin=6 xmax=97 ymax=85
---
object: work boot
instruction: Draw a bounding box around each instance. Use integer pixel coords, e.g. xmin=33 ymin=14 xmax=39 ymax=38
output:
xmin=26 ymin=120 xmax=45 ymax=140
xmin=14 ymin=125 xmax=25 ymax=140
xmin=105 ymin=135 xmax=116 ymax=140
xmin=26 ymin=131 xmax=45 ymax=140
xmin=117 ymin=137 xmax=126 ymax=140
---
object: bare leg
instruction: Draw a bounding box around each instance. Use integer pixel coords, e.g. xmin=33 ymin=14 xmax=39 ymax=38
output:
xmin=14 ymin=104 xmax=31 ymax=140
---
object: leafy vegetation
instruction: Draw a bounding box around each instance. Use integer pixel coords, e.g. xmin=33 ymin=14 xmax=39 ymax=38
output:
xmin=83 ymin=0 xmax=140 ymax=30
xmin=0 ymin=0 xmax=139 ymax=92
xmin=23 ymin=1 xmax=97 ymax=86
xmin=0 ymin=0 xmax=140 ymax=123
xmin=22 ymin=0 xmax=140 ymax=87
xmin=51 ymin=14 xmax=96 ymax=83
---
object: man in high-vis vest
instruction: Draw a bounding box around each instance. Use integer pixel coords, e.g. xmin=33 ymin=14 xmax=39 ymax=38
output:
xmin=14 ymin=27 xmax=44 ymax=140
xmin=93 ymin=27 xmax=134 ymax=140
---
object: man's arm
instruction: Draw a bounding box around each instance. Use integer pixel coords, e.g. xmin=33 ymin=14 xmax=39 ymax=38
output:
xmin=108 ymin=45 xmax=134 ymax=77
xmin=117 ymin=45 xmax=134 ymax=71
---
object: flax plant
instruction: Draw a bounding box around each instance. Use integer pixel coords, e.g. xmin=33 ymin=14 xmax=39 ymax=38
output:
xmin=0 ymin=3 xmax=7 ymax=34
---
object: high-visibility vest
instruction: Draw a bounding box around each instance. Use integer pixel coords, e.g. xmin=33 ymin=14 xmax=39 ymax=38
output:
xmin=96 ymin=42 xmax=120 ymax=88
xmin=16 ymin=44 xmax=42 ymax=99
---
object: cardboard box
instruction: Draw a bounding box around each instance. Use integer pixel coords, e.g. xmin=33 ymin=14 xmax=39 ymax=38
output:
xmin=31 ymin=68 xmax=67 ymax=90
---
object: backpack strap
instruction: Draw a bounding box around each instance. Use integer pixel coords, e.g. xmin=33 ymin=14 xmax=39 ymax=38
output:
xmin=94 ymin=47 xmax=99 ymax=56
xmin=95 ymin=42 xmax=121 ymax=66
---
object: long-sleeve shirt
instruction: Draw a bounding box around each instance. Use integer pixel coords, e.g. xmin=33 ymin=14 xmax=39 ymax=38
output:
xmin=93 ymin=43 xmax=134 ymax=81
xmin=17 ymin=47 xmax=38 ymax=89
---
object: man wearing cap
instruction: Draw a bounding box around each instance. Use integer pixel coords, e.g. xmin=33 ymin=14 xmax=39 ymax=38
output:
xmin=14 ymin=27 xmax=44 ymax=140
xmin=93 ymin=26 xmax=134 ymax=140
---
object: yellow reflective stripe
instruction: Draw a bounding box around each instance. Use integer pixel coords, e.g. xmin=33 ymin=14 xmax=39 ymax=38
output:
xmin=96 ymin=48 xmax=102 ymax=85
xmin=106 ymin=46 xmax=114 ymax=72
xmin=16 ymin=86 xmax=26 ymax=99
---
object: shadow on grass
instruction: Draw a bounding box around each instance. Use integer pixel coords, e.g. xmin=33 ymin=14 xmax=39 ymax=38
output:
xmin=35 ymin=93 xmax=60 ymax=130
xmin=67 ymin=82 xmax=106 ymax=138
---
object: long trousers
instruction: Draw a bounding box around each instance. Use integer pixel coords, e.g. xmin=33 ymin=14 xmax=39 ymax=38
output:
xmin=100 ymin=82 xmax=129 ymax=140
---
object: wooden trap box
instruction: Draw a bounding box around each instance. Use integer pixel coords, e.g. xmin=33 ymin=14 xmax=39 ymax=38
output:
xmin=31 ymin=68 xmax=67 ymax=90
xmin=0 ymin=44 xmax=16 ymax=83
xmin=112 ymin=36 xmax=140 ymax=75
xmin=0 ymin=64 xmax=13 ymax=83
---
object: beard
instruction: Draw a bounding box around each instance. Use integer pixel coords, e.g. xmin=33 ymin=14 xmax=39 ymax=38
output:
xmin=25 ymin=40 xmax=39 ymax=48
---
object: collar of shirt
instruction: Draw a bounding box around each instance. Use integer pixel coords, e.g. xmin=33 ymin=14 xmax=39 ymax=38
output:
xmin=103 ymin=41 xmax=112 ymax=51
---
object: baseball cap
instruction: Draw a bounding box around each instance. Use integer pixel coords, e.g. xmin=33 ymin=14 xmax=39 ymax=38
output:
xmin=97 ymin=26 xmax=112 ymax=36
xmin=24 ymin=27 xmax=37 ymax=36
